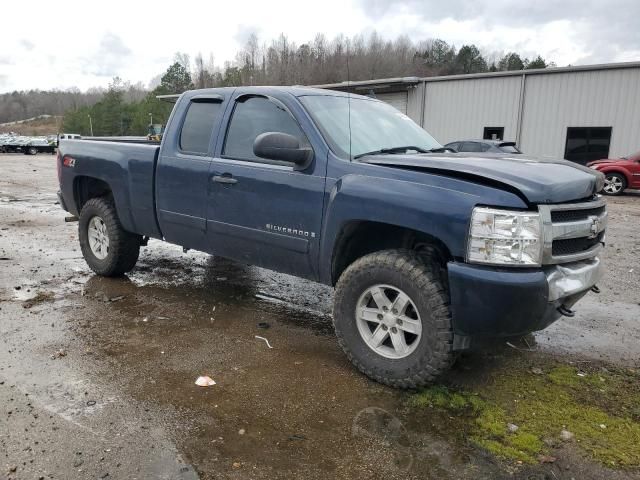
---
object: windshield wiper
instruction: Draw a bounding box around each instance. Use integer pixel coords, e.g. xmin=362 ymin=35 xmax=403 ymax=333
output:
xmin=353 ymin=145 xmax=429 ymax=159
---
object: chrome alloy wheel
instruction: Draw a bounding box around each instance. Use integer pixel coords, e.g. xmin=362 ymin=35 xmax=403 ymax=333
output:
xmin=88 ymin=216 xmax=109 ymax=260
xmin=603 ymin=175 xmax=624 ymax=194
xmin=355 ymin=284 xmax=422 ymax=359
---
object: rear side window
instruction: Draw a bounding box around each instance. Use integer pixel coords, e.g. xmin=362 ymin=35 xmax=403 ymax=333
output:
xmin=180 ymin=101 xmax=222 ymax=154
xmin=223 ymin=96 xmax=308 ymax=161
xmin=460 ymin=142 xmax=485 ymax=152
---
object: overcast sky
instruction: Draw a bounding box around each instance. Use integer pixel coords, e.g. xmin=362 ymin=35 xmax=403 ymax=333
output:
xmin=1 ymin=0 xmax=638 ymax=93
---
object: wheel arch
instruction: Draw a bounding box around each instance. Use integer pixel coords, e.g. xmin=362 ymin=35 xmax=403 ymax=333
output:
xmin=601 ymin=168 xmax=631 ymax=185
xmin=330 ymin=220 xmax=452 ymax=285
xmin=73 ymin=176 xmax=113 ymax=212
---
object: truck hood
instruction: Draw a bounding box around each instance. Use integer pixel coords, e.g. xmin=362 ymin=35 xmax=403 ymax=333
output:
xmin=359 ymin=153 xmax=605 ymax=204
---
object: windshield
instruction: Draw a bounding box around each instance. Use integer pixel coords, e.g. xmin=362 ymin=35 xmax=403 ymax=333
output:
xmin=300 ymin=95 xmax=441 ymax=159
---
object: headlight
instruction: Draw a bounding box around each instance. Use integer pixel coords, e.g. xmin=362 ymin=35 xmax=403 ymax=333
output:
xmin=467 ymin=207 xmax=542 ymax=266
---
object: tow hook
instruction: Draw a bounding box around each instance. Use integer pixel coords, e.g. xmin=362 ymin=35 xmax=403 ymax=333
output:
xmin=64 ymin=215 xmax=79 ymax=222
xmin=557 ymin=305 xmax=575 ymax=317
xmin=591 ymin=285 xmax=601 ymax=294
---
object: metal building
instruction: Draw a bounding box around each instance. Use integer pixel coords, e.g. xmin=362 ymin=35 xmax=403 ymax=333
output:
xmin=315 ymin=62 xmax=640 ymax=164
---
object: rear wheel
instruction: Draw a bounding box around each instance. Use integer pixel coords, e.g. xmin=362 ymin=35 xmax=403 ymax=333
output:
xmin=333 ymin=249 xmax=455 ymax=388
xmin=27 ymin=147 xmax=38 ymax=155
xmin=78 ymin=197 xmax=141 ymax=276
xmin=602 ymin=172 xmax=626 ymax=195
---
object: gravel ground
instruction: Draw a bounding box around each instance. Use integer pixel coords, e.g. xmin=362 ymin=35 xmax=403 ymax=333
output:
xmin=0 ymin=153 xmax=639 ymax=479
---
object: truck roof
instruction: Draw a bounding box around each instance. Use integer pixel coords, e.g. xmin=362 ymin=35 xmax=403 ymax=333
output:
xmin=177 ymin=86 xmax=373 ymax=100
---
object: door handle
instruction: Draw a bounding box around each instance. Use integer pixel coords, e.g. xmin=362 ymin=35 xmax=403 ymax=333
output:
xmin=212 ymin=173 xmax=238 ymax=185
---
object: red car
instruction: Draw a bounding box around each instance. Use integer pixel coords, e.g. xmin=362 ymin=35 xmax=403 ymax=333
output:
xmin=587 ymin=151 xmax=640 ymax=195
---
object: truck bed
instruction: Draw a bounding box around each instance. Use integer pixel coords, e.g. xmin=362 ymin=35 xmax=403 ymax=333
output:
xmin=57 ymin=139 xmax=162 ymax=239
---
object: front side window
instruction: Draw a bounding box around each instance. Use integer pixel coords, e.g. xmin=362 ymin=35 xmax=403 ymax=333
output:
xmin=179 ymin=100 xmax=222 ymax=154
xmin=299 ymin=95 xmax=441 ymax=159
xmin=223 ymin=96 xmax=308 ymax=161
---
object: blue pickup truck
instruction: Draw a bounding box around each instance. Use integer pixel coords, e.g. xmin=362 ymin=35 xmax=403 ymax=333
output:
xmin=57 ymin=86 xmax=607 ymax=388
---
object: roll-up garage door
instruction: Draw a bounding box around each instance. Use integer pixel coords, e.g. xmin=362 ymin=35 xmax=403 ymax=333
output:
xmin=375 ymin=91 xmax=408 ymax=114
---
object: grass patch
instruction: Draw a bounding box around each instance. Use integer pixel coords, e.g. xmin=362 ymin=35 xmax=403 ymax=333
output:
xmin=409 ymin=362 xmax=640 ymax=467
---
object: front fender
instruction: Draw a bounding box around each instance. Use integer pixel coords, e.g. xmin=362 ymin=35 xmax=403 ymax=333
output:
xmin=318 ymin=174 xmax=528 ymax=284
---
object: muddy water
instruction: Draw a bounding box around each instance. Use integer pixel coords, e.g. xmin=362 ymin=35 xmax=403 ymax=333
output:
xmin=1 ymin=154 xmax=639 ymax=479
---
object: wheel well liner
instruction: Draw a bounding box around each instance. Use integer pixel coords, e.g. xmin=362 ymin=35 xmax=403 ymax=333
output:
xmin=74 ymin=176 xmax=112 ymax=212
xmin=331 ymin=221 xmax=452 ymax=285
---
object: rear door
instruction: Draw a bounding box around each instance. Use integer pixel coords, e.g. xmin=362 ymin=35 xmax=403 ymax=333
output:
xmin=156 ymin=93 xmax=227 ymax=250
xmin=206 ymin=92 xmax=327 ymax=279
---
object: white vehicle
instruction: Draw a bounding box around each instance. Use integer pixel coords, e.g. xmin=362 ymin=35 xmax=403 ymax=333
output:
xmin=58 ymin=133 xmax=82 ymax=140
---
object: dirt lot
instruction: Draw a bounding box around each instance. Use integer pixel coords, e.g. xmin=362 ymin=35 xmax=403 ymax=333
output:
xmin=1 ymin=153 xmax=639 ymax=479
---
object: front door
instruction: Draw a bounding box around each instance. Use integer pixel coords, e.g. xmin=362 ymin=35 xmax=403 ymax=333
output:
xmin=206 ymin=94 xmax=326 ymax=280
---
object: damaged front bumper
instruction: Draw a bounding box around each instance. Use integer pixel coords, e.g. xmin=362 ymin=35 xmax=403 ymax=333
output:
xmin=447 ymin=256 xmax=603 ymax=344
xmin=545 ymin=256 xmax=603 ymax=303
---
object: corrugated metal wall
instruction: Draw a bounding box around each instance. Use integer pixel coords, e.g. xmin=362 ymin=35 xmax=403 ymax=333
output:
xmin=406 ymin=84 xmax=424 ymax=124
xmin=519 ymin=68 xmax=640 ymax=158
xmin=415 ymin=66 xmax=640 ymax=159
xmin=375 ymin=91 xmax=408 ymax=114
xmin=422 ymin=76 xmax=522 ymax=145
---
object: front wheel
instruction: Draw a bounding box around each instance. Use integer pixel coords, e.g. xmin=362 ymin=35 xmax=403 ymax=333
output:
xmin=602 ymin=172 xmax=626 ymax=195
xmin=27 ymin=147 xmax=38 ymax=155
xmin=78 ymin=196 xmax=141 ymax=276
xmin=333 ymin=249 xmax=455 ymax=388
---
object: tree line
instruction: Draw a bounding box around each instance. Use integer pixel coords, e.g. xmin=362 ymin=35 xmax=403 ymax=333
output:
xmin=5 ymin=32 xmax=554 ymax=135
xmin=0 ymin=84 xmax=148 ymax=125
xmin=201 ymin=33 xmax=551 ymax=88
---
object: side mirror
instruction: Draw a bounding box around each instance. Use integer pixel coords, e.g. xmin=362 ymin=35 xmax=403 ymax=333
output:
xmin=253 ymin=132 xmax=312 ymax=168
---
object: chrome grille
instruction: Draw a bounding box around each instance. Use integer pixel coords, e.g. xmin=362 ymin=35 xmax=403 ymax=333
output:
xmin=550 ymin=206 xmax=605 ymax=223
xmin=539 ymin=197 xmax=607 ymax=264
xmin=552 ymin=231 xmax=605 ymax=256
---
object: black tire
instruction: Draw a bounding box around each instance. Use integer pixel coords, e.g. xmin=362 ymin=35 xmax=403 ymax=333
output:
xmin=602 ymin=172 xmax=626 ymax=196
xmin=78 ymin=196 xmax=141 ymax=276
xmin=27 ymin=147 xmax=38 ymax=155
xmin=333 ymin=249 xmax=455 ymax=388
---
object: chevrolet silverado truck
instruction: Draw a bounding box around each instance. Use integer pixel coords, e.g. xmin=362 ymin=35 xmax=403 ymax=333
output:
xmin=56 ymin=87 xmax=607 ymax=388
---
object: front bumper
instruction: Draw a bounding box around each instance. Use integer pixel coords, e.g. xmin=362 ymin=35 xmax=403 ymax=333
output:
xmin=447 ymin=256 xmax=603 ymax=340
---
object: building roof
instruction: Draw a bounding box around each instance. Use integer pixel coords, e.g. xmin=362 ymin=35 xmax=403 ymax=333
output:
xmin=312 ymin=61 xmax=640 ymax=90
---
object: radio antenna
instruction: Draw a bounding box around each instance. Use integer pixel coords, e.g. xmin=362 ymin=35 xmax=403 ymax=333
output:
xmin=346 ymin=40 xmax=352 ymax=161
